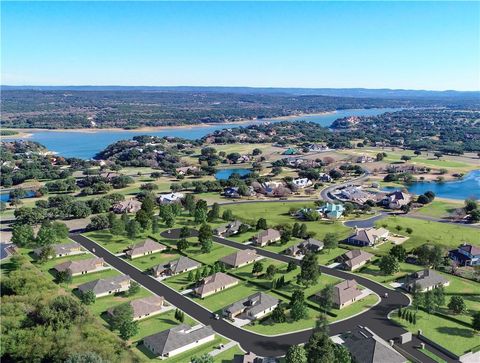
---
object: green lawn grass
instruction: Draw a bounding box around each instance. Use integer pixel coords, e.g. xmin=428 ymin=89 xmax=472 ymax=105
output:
xmin=357 ymin=261 xmax=422 ymax=285
xmin=213 ymin=344 xmax=244 ymax=363
xmin=415 ymin=201 xmax=462 ymax=218
xmin=128 ymin=251 xmax=182 ymax=272
xmin=131 ymin=309 xmax=195 ymax=342
xmin=392 ymin=309 xmax=478 ymax=356
xmin=83 ymin=230 xmax=153 ymax=254
xmin=374 ymin=216 xmax=480 ymax=252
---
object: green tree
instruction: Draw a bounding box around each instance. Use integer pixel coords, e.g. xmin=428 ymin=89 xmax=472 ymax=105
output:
xmin=389 ymin=245 xmax=407 ymax=262
xmin=379 ymin=255 xmax=400 ymax=275
xmin=141 ymin=195 xmax=156 ymax=217
xmin=448 ymin=296 xmax=466 ymax=314
xmin=265 ymin=264 xmax=277 ymax=279
xmin=151 ymin=216 xmax=160 ymax=234
xmin=317 ymin=285 xmax=334 ymax=312
xmin=109 ymin=303 xmax=134 ymax=331
xmin=287 ymin=261 xmax=297 ymax=272
xmin=36 ymin=223 xmax=58 ymax=246
xmin=191 ymin=353 xmax=214 ymax=363
xmin=110 ymin=216 xmax=125 ymax=235
xmin=127 ymin=282 xmax=140 ymax=296
xmin=11 ymin=223 xmax=35 ymax=247
xmin=188 ymin=271 xmax=195 ymax=282
xmin=290 ymin=290 xmax=308 ymax=321
xmin=472 ymin=311 xmax=480 ymax=333
xmin=194 ymin=200 xmax=208 ymax=224
xmin=333 ymin=344 xmax=352 ymax=363
xmin=433 ymin=286 xmax=445 ymax=308
xmin=119 ymin=320 xmax=139 ymax=340
xmin=80 ymin=290 xmax=96 ymax=305
xmin=297 ymin=252 xmax=320 ymax=286
xmin=56 ymin=270 xmax=73 ymax=284
xmin=252 ymin=261 xmax=264 ymax=275
xmin=198 ymin=223 xmax=213 ymax=253
xmin=222 ymin=209 xmax=234 ymax=221
xmin=179 ymin=226 xmax=191 ymax=238
xmin=305 ymin=330 xmax=335 ymax=363
xmin=207 ymin=203 xmax=220 ymax=222
xmin=135 ymin=209 xmax=151 ymax=230
xmin=323 ymin=233 xmax=338 ymax=251
xmin=184 ymin=194 xmax=196 ymax=215
xmin=66 ymin=352 xmax=104 ymax=363
xmin=285 ymin=345 xmax=307 ymax=363
xmin=271 ymin=303 xmax=287 ymax=323
xmin=126 ymin=220 xmax=141 ymax=239
xmin=281 ymin=230 xmax=292 ymax=244
xmin=177 ymin=238 xmax=189 ymax=252
xmin=256 ymin=218 xmax=267 ymax=230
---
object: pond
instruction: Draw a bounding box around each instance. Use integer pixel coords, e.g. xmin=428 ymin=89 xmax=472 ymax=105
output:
xmin=0 ymin=189 xmax=37 ymax=203
xmin=383 ymin=169 xmax=480 ymax=201
xmin=215 ymin=168 xmax=251 ymax=180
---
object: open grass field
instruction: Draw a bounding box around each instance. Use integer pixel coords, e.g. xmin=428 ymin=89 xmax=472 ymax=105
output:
xmin=357 ymin=260 xmax=422 ymax=285
xmin=374 ymin=216 xmax=480 ymax=252
xmin=128 ymin=250 xmax=182 ymax=272
xmin=415 ymin=200 xmax=462 ymax=218
xmin=392 ymin=309 xmax=478 ymax=356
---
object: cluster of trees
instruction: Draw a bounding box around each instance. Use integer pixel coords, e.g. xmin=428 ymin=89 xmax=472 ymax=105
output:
xmin=1 ymin=256 xmax=136 ymax=362
xmin=464 ymin=199 xmax=480 ymax=222
xmin=417 ymin=191 xmax=435 ymax=205
xmin=108 ymin=303 xmax=139 ymax=340
xmin=187 ymin=262 xmax=226 ymax=284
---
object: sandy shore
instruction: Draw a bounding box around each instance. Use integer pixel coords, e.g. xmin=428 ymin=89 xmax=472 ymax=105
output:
xmin=0 ymin=111 xmax=335 ymax=136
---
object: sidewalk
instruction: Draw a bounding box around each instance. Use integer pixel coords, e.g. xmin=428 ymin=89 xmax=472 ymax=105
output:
xmin=208 ymin=341 xmax=238 ymax=358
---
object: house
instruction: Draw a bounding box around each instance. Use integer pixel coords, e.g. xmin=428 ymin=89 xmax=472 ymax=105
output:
xmin=54 ymin=257 xmax=109 ymax=276
xmin=158 ymin=192 xmax=184 ymax=204
xmin=356 ymin=155 xmax=375 ymax=163
xmin=383 ymin=191 xmax=411 ymax=209
xmin=33 ymin=242 xmax=85 ymax=258
xmin=286 ymin=238 xmax=324 ymax=257
xmin=341 ymin=327 xmax=407 ymax=363
xmin=318 ymin=173 xmax=333 ymax=182
xmin=224 ymin=292 xmax=279 ymax=320
xmin=347 ymin=227 xmax=390 ymax=247
xmin=1 ymin=243 xmax=19 ymax=259
xmin=336 ymin=186 xmax=377 ymax=205
xmin=143 ymin=324 xmax=215 ymax=358
xmin=108 ymin=296 xmax=165 ymax=321
xmin=112 ymin=199 xmax=142 ymax=213
xmin=125 ymin=238 xmax=166 ymax=259
xmin=224 ymin=186 xmax=254 ymax=198
xmin=100 ymin=171 xmax=120 ymax=181
xmin=233 ymin=352 xmax=263 ymax=363
xmin=152 ymin=256 xmax=200 ymax=278
xmin=194 ymin=272 xmax=239 ymax=298
xmin=339 ymin=250 xmax=374 ymax=271
xmin=403 ymin=269 xmax=450 ymax=292
xmin=449 ymin=243 xmax=480 ymax=266
xmin=283 ymin=148 xmax=298 ymax=155
xmin=78 ymin=275 xmax=131 ymax=298
xmin=214 ymin=220 xmax=244 ymax=237
xmin=307 ymin=143 xmax=331 ymax=152
xmin=331 ymin=279 xmax=363 ymax=309
xmin=220 ymin=249 xmax=261 ymax=268
xmin=175 ymin=166 xmax=198 ymax=176
xmin=317 ymin=203 xmax=345 ymax=219
xmin=292 ymin=178 xmax=312 ymax=189
xmin=252 ymin=229 xmax=281 ymax=247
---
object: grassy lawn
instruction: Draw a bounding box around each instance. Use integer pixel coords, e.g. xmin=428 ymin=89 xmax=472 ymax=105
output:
xmin=316 ymin=247 xmax=349 ymax=265
xmin=419 ymin=348 xmax=448 ymax=363
xmin=213 ymin=344 xmax=244 ymax=363
xmin=183 ymin=240 xmax=238 ymax=266
xmin=357 ymin=261 xmax=422 ymax=285
xmin=85 ymin=286 xmax=152 ymax=317
xmin=441 ymin=272 xmax=480 ymax=325
xmin=83 ymin=230 xmax=153 ymax=254
xmin=374 ymin=216 xmax=480 ymax=252
xmin=392 ymin=309 xmax=478 ymax=356
xmin=163 ymin=270 xmax=199 ymax=292
xmin=128 ymin=251 xmax=182 ymax=272
xmin=415 ymin=200 xmax=462 ymax=218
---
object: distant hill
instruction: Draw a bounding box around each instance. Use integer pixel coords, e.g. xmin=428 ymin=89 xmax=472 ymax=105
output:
xmin=2 ymin=85 xmax=479 ymax=100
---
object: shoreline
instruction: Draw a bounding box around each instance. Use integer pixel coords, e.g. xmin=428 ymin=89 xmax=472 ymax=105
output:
xmin=0 ymin=111 xmax=336 ymax=137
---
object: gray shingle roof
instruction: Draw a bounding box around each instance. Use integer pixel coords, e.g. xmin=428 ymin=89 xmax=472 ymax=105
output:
xmin=125 ymin=238 xmax=166 ymax=257
xmin=224 ymin=292 xmax=279 ymax=317
xmin=108 ymin=295 xmax=165 ymax=318
xmin=194 ymin=272 xmax=238 ymax=296
xmin=54 ymin=257 xmax=105 ymax=274
xmin=220 ymin=249 xmax=259 ymax=267
xmin=78 ymin=275 xmax=131 ymax=295
xmin=331 ymin=279 xmax=362 ymax=306
xmin=34 ymin=242 xmax=82 ymax=256
xmin=404 ymin=269 xmax=449 ymax=291
xmin=143 ymin=324 xmax=214 ymax=356
xmin=153 ymin=256 xmax=200 ymax=275
xmin=342 ymin=250 xmax=374 ymax=269
xmin=342 ymin=327 xmax=407 ymax=363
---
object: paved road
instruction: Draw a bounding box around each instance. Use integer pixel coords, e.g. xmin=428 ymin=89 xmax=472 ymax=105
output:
xmin=344 ymin=212 xmax=388 ymax=228
xmin=70 ymin=231 xmax=456 ymax=362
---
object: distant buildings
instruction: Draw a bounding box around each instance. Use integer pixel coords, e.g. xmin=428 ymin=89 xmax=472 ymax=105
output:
xmin=194 ymin=272 xmax=239 ymax=298
xmin=78 ymin=275 xmax=131 ymax=298
xmin=334 ymin=186 xmax=378 ymax=205
xmin=282 ymin=148 xmax=298 ymax=155
xmin=347 ymin=227 xmax=390 ymax=247
xmin=223 ymin=292 xmax=279 ymax=320
xmin=143 ymin=324 xmax=215 ymax=358
xmin=339 ymin=250 xmax=374 ymax=271
xmin=252 ymin=229 xmax=281 ymax=247
xmin=125 ymin=238 xmax=166 ymax=259
xmin=356 ymin=155 xmax=375 ymax=163
xmin=449 ymin=243 xmax=480 ymax=266
xmin=112 ymin=198 xmax=142 ymax=213
xmin=403 ymin=269 xmax=450 ymax=292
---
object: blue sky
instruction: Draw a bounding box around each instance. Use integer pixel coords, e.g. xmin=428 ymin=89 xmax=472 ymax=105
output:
xmin=1 ymin=1 xmax=479 ymax=90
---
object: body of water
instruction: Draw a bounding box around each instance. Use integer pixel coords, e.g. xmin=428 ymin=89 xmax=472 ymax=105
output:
xmin=0 ymin=190 xmax=36 ymax=203
xmin=215 ymin=168 xmax=251 ymax=180
xmin=3 ymin=108 xmax=401 ymax=159
xmin=383 ymin=169 xmax=480 ymax=201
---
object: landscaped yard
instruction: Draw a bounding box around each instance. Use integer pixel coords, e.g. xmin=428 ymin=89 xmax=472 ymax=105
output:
xmin=213 ymin=344 xmax=244 ymax=363
xmin=392 ymin=309 xmax=478 ymax=356
xmin=415 ymin=200 xmax=462 ymax=218
xmin=128 ymin=250 xmax=182 ymax=272
xmin=357 ymin=261 xmax=422 ymax=285
xmin=83 ymin=230 xmax=153 ymax=254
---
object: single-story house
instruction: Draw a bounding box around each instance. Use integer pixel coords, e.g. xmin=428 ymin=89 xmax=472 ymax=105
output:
xmin=78 ymin=275 xmax=131 ymax=298
xmin=339 ymin=250 xmax=374 ymax=271
xmin=125 ymin=238 xmax=166 ymax=259
xmin=316 ymin=203 xmax=345 ymax=219
xmin=194 ymin=272 xmax=239 ymax=298
xmin=292 ymin=178 xmax=312 ymax=189
xmin=108 ymin=295 xmax=165 ymax=321
xmin=143 ymin=324 xmax=215 ymax=358
xmin=331 ymin=279 xmax=363 ymax=309
xmin=285 ymin=238 xmax=324 ymax=257
xmin=233 ymin=352 xmax=263 ymax=363
xmin=214 ymin=220 xmax=244 ymax=237
xmin=341 ymin=327 xmax=407 ymax=363
xmin=152 ymin=256 xmax=200 ymax=277
xmin=112 ymin=199 xmax=142 ymax=214
xmin=224 ymin=186 xmax=255 ymax=198
xmin=158 ymin=192 xmax=184 ymax=204
xmin=347 ymin=227 xmax=390 ymax=247
xmin=403 ymin=269 xmax=450 ymax=292
xmin=318 ymin=173 xmax=333 ymax=182
xmin=382 ymin=191 xmax=411 ymax=209
xmin=34 ymin=242 xmax=85 ymax=259
xmin=175 ymin=166 xmax=198 ymax=175
xmin=356 ymin=155 xmax=375 ymax=163
xmin=54 ymin=257 xmax=109 ymax=276
xmin=283 ymin=148 xmax=298 ymax=155
xmin=220 ymin=249 xmax=261 ymax=268
xmin=224 ymin=292 xmax=279 ymax=320
xmin=252 ymin=229 xmax=281 ymax=247
xmin=449 ymin=243 xmax=480 ymax=266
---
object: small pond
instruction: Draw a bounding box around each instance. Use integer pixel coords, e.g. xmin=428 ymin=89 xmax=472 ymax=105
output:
xmin=215 ymin=168 xmax=251 ymax=180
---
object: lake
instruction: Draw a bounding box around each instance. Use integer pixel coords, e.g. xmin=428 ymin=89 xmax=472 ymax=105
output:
xmin=3 ymin=108 xmax=401 ymax=159
xmin=0 ymin=190 xmax=36 ymax=203
xmin=383 ymin=169 xmax=480 ymax=201
xmin=215 ymin=168 xmax=251 ymax=180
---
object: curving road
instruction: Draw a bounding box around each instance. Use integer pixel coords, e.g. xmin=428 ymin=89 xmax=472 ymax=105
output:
xmin=70 ymin=229 xmax=456 ymax=363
